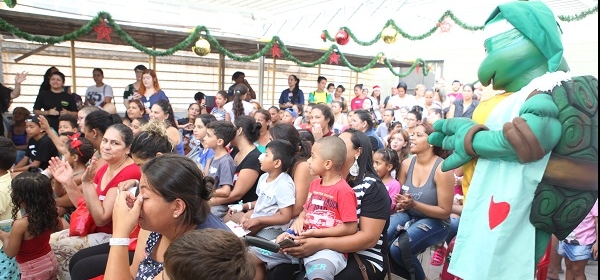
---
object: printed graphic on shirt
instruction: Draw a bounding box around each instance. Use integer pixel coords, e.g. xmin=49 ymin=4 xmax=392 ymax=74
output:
xmin=305 ymin=191 xmax=343 ymax=229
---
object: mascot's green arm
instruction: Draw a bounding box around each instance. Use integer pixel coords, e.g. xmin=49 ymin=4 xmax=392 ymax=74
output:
xmin=430 ymin=94 xmax=562 ymax=171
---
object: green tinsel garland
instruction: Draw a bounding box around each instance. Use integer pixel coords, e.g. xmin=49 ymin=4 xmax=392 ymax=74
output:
xmin=322 ymin=6 xmax=598 ymax=46
xmin=0 ymin=11 xmax=429 ymax=77
xmin=3 ymin=0 xmax=16 ymax=8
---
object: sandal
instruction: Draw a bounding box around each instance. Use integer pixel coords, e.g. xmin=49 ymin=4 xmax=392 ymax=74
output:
xmin=430 ymin=246 xmax=446 ymax=266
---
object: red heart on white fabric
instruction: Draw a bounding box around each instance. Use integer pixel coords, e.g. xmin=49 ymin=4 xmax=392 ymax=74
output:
xmin=488 ymin=196 xmax=510 ymax=230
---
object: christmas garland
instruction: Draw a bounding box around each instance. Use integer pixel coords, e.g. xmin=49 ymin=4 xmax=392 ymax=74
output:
xmin=3 ymin=0 xmax=16 ymax=8
xmin=321 ymin=5 xmax=598 ymax=46
xmin=0 ymin=11 xmax=428 ymax=77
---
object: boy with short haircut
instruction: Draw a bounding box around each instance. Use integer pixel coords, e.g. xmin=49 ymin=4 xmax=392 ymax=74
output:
xmin=164 ymin=229 xmax=254 ymax=280
xmin=57 ymin=114 xmax=78 ymax=135
xmin=204 ymin=120 xmax=237 ymax=219
xmin=251 ymin=136 xmax=358 ymax=280
xmin=11 ymin=115 xmax=58 ymax=173
xmin=0 ymin=137 xmax=19 ymax=280
xmin=280 ymin=108 xmax=297 ymax=125
xmin=238 ymin=139 xmax=296 ymax=240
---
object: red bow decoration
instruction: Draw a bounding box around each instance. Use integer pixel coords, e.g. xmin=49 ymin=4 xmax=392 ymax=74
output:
xmin=70 ymin=132 xmax=84 ymax=156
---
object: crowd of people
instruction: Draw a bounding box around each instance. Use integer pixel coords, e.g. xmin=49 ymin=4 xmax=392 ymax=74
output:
xmin=0 ymin=66 xmax=596 ymax=280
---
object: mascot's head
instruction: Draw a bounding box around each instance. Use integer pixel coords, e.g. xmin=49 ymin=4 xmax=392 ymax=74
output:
xmin=478 ymin=1 xmax=570 ymax=92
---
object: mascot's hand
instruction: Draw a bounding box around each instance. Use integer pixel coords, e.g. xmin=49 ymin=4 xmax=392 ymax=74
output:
xmin=429 ymin=118 xmax=478 ymax=171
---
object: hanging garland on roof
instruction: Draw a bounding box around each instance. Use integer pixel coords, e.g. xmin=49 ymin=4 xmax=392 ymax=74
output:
xmin=320 ymin=5 xmax=598 ymax=46
xmin=3 ymin=0 xmax=16 ymax=8
xmin=0 ymin=11 xmax=428 ymax=77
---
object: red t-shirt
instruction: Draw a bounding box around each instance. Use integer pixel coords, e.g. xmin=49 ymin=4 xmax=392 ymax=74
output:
xmin=16 ymin=229 xmax=51 ymax=263
xmin=93 ymin=163 xmax=141 ymax=234
xmin=351 ymin=97 xmax=367 ymax=111
xmin=303 ymin=178 xmax=358 ymax=230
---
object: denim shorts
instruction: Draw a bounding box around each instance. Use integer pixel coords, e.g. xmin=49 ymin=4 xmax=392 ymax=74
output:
xmin=557 ymin=241 xmax=594 ymax=261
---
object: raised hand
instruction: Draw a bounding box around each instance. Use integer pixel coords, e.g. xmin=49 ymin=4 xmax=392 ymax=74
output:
xmin=38 ymin=115 xmax=51 ymax=132
xmin=48 ymin=157 xmax=73 ymax=185
xmin=428 ymin=118 xmax=480 ymax=171
xmin=112 ymin=190 xmax=143 ymax=237
xmin=82 ymin=157 xmax=100 ymax=184
xmin=15 ymin=71 xmax=28 ymax=84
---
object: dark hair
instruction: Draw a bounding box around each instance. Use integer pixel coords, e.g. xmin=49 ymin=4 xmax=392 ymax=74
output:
xmin=0 ymin=136 xmax=17 ymax=170
xmin=60 ymin=131 xmax=75 ymax=137
xmin=234 ymin=115 xmax=261 ymax=143
xmin=153 ymin=99 xmax=177 ymax=129
xmin=164 ymin=229 xmax=254 ymax=280
xmin=92 ymin=68 xmax=104 ymax=76
xmin=353 ymin=109 xmax=375 ymax=130
xmin=39 ymin=66 xmax=58 ymax=92
xmin=66 ymin=135 xmax=95 ymax=164
xmin=397 ymin=81 xmax=408 ymax=91
xmin=418 ymin=122 xmax=449 ymax=159
xmin=268 ymin=106 xmax=280 ymax=113
xmin=197 ymin=114 xmax=217 ymax=128
xmin=452 ymin=80 xmax=461 ymax=84
xmin=194 ymin=92 xmax=205 ymax=102
xmin=215 ymin=90 xmax=228 ymax=101
xmin=133 ymin=117 xmax=149 ymax=127
xmin=408 ymin=110 xmax=423 ymax=122
xmin=85 ymin=110 xmax=123 ymax=135
xmin=107 ymin=124 xmax=134 ymax=147
xmin=254 ymin=109 xmax=271 ymax=122
xmin=463 ymin=83 xmax=475 ymax=93
xmin=10 ymin=170 xmax=58 ymax=237
xmin=131 ymin=120 xmax=174 ymax=160
xmin=354 ymin=84 xmax=363 ymax=90
xmin=294 ymin=104 xmax=304 ymax=117
xmin=297 ymin=129 xmax=315 ymax=146
xmin=375 ymin=148 xmax=401 ymax=180
xmin=134 ymin=65 xmax=148 ymax=71
xmin=58 ymin=114 xmax=78 ymax=129
xmin=341 ymin=128 xmax=379 ymax=186
xmin=290 ymin=75 xmax=300 ymax=103
xmin=311 ymin=104 xmax=334 ymax=130
xmin=336 ymin=85 xmax=345 ymax=92
xmin=317 ymin=76 xmax=327 ymax=83
xmin=233 ymin=84 xmax=249 ymax=118
xmin=50 ymin=71 xmax=66 ymax=84
xmin=411 ymin=105 xmax=424 ymax=115
xmin=125 ymin=99 xmax=146 ymax=123
xmin=232 ymin=71 xmax=245 ymax=81
xmin=142 ymin=154 xmax=214 ymax=230
xmin=266 ymin=139 xmax=295 ymax=173
xmin=429 ymin=108 xmax=443 ymax=118
xmin=269 ymin=124 xmax=312 ymax=176
xmin=206 ymin=121 xmax=236 ymax=147
xmin=327 ymin=83 xmax=335 ymax=90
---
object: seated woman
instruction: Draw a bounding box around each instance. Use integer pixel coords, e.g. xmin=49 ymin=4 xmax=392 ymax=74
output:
xmin=104 ymin=154 xmax=229 ymax=279
xmin=150 ymin=100 xmax=184 ymax=155
xmin=67 ymin=120 xmax=175 ymax=279
xmin=387 ymin=122 xmax=454 ymax=280
xmin=348 ymin=109 xmax=384 ymax=150
xmin=48 ymin=124 xmax=141 ymax=279
xmin=264 ymin=128 xmax=391 ymax=280
xmin=211 ymin=115 xmax=263 ymax=223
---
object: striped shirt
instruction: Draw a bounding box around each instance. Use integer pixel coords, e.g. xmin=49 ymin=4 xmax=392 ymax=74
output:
xmin=353 ymin=175 xmax=391 ymax=271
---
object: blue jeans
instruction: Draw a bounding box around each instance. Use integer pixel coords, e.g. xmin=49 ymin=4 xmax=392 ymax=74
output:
xmin=388 ymin=212 xmax=450 ymax=280
xmin=446 ymin=216 xmax=460 ymax=244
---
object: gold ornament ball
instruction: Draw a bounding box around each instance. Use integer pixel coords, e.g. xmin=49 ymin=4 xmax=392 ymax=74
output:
xmin=381 ymin=27 xmax=398 ymax=44
xmin=192 ymin=38 xmax=211 ymax=56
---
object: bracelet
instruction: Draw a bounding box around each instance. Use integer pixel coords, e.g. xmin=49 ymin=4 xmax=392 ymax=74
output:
xmin=247 ymin=202 xmax=252 ymax=210
xmin=109 ymin=238 xmax=130 ymax=246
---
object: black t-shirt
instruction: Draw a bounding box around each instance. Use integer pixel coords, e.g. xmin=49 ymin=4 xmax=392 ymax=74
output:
xmin=233 ymin=148 xmax=264 ymax=203
xmin=177 ymin=117 xmax=193 ymax=139
xmin=33 ymin=90 xmax=78 ymax=131
xmin=25 ymin=135 xmax=59 ymax=170
xmin=0 ymin=83 xmax=12 ymax=136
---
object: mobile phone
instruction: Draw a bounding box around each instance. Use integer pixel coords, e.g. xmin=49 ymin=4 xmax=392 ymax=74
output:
xmin=128 ymin=180 xmax=139 ymax=196
xmin=278 ymin=238 xmax=299 ymax=249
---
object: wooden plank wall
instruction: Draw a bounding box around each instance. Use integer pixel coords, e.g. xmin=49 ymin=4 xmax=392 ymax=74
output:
xmin=2 ymin=39 xmax=388 ymax=114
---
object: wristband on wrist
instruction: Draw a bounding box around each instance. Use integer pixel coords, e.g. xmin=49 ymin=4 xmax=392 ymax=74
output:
xmin=247 ymin=202 xmax=252 ymax=210
xmin=109 ymin=238 xmax=130 ymax=246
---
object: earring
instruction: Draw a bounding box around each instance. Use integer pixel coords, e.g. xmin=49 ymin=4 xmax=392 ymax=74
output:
xmin=174 ymin=214 xmax=178 ymax=218
xmin=350 ymin=155 xmax=359 ymax=177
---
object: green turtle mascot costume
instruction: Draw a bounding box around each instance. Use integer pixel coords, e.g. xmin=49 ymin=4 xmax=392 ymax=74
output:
xmin=429 ymin=1 xmax=598 ymax=279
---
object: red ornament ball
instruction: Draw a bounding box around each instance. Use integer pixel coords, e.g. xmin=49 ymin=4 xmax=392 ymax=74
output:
xmin=320 ymin=32 xmax=327 ymax=42
xmin=335 ymin=30 xmax=349 ymax=45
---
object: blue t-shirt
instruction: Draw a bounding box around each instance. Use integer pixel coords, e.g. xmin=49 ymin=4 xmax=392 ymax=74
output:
xmin=278 ymin=89 xmax=304 ymax=105
xmin=141 ymin=90 xmax=169 ymax=110
xmin=197 ymin=148 xmax=215 ymax=171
